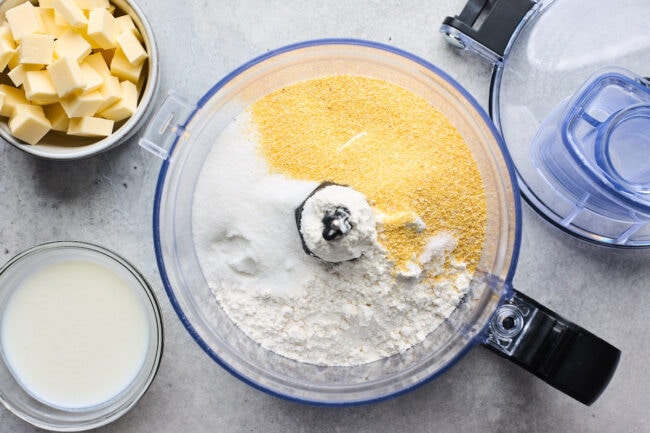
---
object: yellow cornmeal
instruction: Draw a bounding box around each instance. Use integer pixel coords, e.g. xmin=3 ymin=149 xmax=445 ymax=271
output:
xmin=250 ymin=75 xmax=486 ymax=273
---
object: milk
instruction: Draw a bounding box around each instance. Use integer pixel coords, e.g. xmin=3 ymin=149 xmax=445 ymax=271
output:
xmin=0 ymin=259 xmax=150 ymax=410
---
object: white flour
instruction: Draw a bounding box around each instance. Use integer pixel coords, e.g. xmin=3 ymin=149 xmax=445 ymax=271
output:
xmin=192 ymin=111 xmax=471 ymax=366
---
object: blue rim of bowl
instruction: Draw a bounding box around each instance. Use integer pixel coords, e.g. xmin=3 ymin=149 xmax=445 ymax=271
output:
xmin=152 ymin=38 xmax=522 ymax=406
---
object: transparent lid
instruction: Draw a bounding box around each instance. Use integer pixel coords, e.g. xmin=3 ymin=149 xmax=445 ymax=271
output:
xmin=490 ymin=0 xmax=650 ymax=247
xmin=489 ymin=0 xmax=650 ymax=246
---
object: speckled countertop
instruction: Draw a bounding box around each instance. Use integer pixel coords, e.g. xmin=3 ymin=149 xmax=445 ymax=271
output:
xmin=1 ymin=1 xmax=649 ymax=432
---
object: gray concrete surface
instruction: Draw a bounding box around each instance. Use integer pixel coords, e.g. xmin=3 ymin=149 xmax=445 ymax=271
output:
xmin=1 ymin=1 xmax=648 ymax=432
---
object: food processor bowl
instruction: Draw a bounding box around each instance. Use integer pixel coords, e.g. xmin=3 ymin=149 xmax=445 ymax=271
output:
xmin=142 ymin=40 xmax=619 ymax=405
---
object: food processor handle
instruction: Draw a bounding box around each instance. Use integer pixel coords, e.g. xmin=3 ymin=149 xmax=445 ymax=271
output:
xmin=481 ymin=289 xmax=620 ymax=406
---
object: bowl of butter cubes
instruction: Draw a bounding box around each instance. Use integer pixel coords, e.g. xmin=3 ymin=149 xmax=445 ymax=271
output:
xmin=0 ymin=0 xmax=158 ymax=159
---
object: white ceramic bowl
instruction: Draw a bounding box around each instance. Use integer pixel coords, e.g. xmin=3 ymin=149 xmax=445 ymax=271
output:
xmin=0 ymin=0 xmax=159 ymax=160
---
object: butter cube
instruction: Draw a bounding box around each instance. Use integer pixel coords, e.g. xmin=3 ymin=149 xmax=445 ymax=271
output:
xmin=86 ymin=8 xmax=120 ymax=49
xmin=74 ymin=0 xmax=110 ymax=10
xmin=110 ymin=47 xmax=142 ymax=83
xmin=7 ymin=49 xmax=21 ymax=69
xmin=6 ymin=2 xmax=46 ymax=42
xmin=7 ymin=63 xmax=42 ymax=87
xmin=96 ymin=74 xmax=120 ymax=111
xmin=24 ymin=69 xmax=58 ymax=104
xmin=98 ymin=79 xmax=136 ymax=121
xmin=0 ymin=21 xmax=16 ymax=46
xmin=19 ymin=33 xmax=54 ymax=64
xmin=47 ymin=56 xmax=84 ymax=96
xmin=115 ymin=15 xmax=142 ymax=42
xmin=79 ymin=61 xmax=103 ymax=93
xmin=53 ymin=29 xmax=91 ymax=61
xmin=53 ymin=9 xmax=69 ymax=27
xmin=136 ymin=62 xmax=146 ymax=93
xmin=38 ymin=7 xmax=70 ymax=38
xmin=9 ymin=103 xmax=51 ymax=145
xmin=59 ymin=89 xmax=103 ymax=117
xmin=116 ymin=29 xmax=146 ymax=65
xmin=67 ymin=115 xmax=113 ymax=137
xmin=0 ymin=37 xmax=17 ymax=71
xmin=84 ymin=51 xmax=110 ymax=78
xmin=0 ymin=84 xmax=30 ymax=117
xmin=43 ymin=102 xmax=69 ymax=131
xmin=52 ymin=0 xmax=87 ymax=29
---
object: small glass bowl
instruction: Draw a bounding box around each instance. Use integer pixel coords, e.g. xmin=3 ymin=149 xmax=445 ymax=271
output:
xmin=0 ymin=241 xmax=164 ymax=431
xmin=0 ymin=0 xmax=159 ymax=160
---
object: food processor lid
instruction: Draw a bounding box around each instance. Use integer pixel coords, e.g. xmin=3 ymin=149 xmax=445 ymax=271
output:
xmin=441 ymin=0 xmax=650 ymax=247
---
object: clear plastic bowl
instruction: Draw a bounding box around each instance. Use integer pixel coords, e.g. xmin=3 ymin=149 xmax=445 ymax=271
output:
xmin=0 ymin=241 xmax=164 ymax=431
xmin=151 ymin=40 xmax=520 ymax=405
xmin=0 ymin=0 xmax=159 ymax=160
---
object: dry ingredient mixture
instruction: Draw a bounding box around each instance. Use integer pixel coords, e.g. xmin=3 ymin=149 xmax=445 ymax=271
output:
xmin=192 ymin=75 xmax=487 ymax=366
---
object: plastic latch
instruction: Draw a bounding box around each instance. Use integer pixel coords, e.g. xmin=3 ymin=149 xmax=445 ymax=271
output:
xmin=440 ymin=0 xmax=537 ymax=64
xmin=139 ymin=91 xmax=196 ymax=160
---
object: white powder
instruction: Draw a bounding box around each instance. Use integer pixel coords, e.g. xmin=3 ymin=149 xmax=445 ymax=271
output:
xmin=297 ymin=183 xmax=377 ymax=263
xmin=192 ymin=111 xmax=472 ymax=366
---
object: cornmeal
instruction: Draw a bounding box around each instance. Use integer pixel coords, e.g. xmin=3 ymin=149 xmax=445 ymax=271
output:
xmin=251 ymin=75 xmax=486 ymax=274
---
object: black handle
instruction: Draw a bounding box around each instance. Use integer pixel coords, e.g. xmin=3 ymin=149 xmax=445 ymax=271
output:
xmin=440 ymin=0 xmax=536 ymax=63
xmin=482 ymin=290 xmax=620 ymax=406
